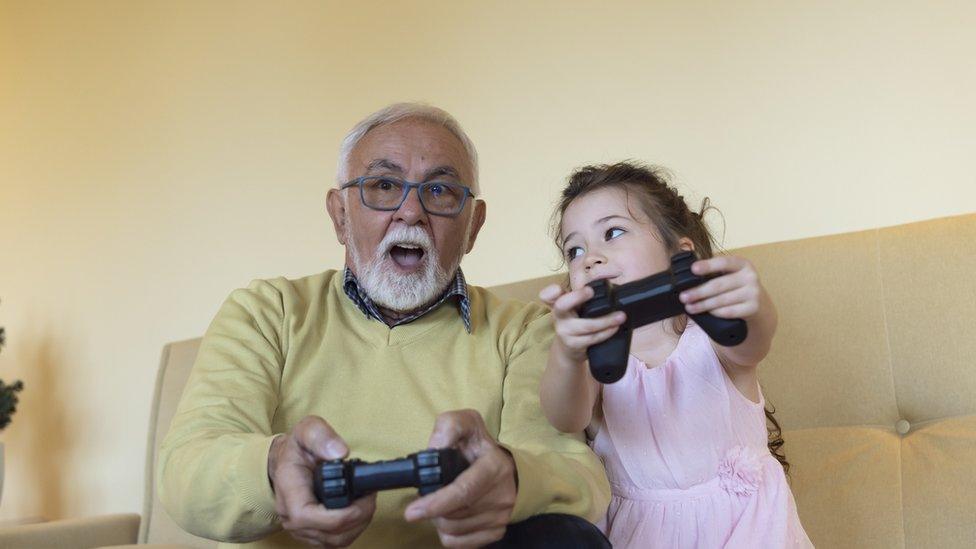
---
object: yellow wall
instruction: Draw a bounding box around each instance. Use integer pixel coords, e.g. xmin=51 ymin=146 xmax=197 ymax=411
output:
xmin=1 ymin=0 xmax=974 ymax=522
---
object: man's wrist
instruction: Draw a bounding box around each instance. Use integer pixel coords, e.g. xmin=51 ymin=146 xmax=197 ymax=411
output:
xmin=267 ymin=434 xmax=286 ymax=491
xmin=499 ymin=446 xmax=519 ymax=491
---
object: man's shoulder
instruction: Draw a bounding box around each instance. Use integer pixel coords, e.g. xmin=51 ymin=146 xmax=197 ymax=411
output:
xmin=226 ymin=269 xmax=342 ymax=312
xmin=469 ymin=284 xmax=547 ymax=313
xmin=467 ymin=285 xmax=551 ymax=331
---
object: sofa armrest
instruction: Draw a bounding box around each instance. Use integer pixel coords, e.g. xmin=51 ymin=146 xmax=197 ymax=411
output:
xmin=0 ymin=513 xmax=139 ymax=549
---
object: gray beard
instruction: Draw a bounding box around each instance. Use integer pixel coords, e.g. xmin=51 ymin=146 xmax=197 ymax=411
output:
xmin=347 ymin=224 xmax=468 ymax=312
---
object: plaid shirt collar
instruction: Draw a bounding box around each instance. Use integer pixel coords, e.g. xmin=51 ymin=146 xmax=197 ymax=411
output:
xmin=342 ymin=267 xmax=472 ymax=333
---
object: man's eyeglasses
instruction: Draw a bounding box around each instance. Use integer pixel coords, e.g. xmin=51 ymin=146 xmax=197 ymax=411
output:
xmin=340 ymin=176 xmax=475 ymax=217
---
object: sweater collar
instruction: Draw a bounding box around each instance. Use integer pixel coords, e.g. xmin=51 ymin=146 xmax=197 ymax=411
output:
xmin=342 ymin=267 xmax=472 ymax=333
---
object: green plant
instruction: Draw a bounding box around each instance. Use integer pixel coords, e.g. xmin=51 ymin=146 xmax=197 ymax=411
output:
xmin=0 ymin=311 xmax=25 ymax=431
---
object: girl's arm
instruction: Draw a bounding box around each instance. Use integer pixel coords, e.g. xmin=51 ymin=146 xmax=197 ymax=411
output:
xmin=538 ymin=283 xmax=625 ymax=433
xmin=679 ymin=255 xmax=778 ymax=372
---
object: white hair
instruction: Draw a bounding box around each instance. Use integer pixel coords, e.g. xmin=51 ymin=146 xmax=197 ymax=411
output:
xmin=336 ymin=102 xmax=480 ymax=195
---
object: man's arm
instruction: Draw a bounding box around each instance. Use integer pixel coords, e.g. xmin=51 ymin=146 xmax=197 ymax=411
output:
xmin=156 ymin=280 xmax=286 ymax=542
xmin=496 ymin=308 xmax=611 ymax=523
xmin=401 ymin=303 xmax=610 ymax=547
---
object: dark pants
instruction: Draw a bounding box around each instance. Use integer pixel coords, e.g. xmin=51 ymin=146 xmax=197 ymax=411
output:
xmin=489 ymin=513 xmax=611 ymax=548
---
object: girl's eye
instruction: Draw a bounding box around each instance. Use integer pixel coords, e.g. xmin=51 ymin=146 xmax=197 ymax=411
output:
xmin=566 ymin=246 xmax=584 ymax=261
xmin=605 ymin=227 xmax=625 ymax=240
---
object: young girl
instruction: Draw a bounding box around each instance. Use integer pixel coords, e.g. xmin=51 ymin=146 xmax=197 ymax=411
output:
xmin=539 ymin=161 xmax=812 ymax=548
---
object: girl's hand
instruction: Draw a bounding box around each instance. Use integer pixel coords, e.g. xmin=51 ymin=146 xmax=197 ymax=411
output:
xmin=679 ymin=256 xmax=763 ymax=320
xmin=539 ymin=283 xmax=627 ymax=362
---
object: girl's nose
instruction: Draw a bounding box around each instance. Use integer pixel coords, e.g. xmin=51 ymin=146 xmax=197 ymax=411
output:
xmin=584 ymin=252 xmax=605 ymax=270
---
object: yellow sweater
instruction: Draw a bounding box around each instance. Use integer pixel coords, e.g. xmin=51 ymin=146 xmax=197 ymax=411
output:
xmin=157 ymin=270 xmax=610 ymax=548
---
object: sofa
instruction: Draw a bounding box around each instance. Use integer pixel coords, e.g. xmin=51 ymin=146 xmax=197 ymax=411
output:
xmin=2 ymin=212 xmax=974 ymax=548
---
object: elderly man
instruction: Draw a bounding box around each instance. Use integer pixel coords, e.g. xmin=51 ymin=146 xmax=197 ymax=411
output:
xmin=158 ymin=103 xmax=610 ymax=548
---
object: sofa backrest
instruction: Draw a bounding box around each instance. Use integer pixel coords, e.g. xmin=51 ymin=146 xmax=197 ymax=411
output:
xmin=145 ymin=213 xmax=976 ymax=548
xmin=495 ymin=212 xmax=976 ymax=548
xmin=142 ymin=338 xmax=214 ymax=547
xmin=737 ymin=212 xmax=974 ymax=548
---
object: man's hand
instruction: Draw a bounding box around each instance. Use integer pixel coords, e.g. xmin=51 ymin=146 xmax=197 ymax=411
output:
xmin=404 ymin=410 xmax=517 ymax=548
xmin=268 ymin=416 xmax=377 ymax=547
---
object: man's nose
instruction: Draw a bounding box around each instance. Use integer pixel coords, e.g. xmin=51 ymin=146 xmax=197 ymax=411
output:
xmin=393 ymin=186 xmax=427 ymax=225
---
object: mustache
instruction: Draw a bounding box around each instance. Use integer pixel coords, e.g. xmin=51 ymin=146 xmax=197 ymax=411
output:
xmin=379 ymin=225 xmax=433 ymax=254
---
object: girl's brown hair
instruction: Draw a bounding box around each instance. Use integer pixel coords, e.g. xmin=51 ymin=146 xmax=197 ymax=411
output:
xmin=552 ymin=160 xmax=789 ymax=475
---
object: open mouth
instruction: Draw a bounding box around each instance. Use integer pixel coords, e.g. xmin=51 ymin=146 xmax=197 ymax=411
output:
xmin=389 ymin=244 xmax=426 ymax=270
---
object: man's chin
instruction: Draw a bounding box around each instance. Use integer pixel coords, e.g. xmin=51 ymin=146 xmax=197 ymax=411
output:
xmin=362 ymin=260 xmax=444 ymax=312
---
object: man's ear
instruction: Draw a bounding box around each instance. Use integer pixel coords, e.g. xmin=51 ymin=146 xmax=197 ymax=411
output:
xmin=326 ymin=188 xmax=348 ymax=245
xmin=464 ymin=199 xmax=487 ymax=254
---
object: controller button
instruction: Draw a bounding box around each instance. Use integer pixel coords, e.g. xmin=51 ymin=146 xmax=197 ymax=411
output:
xmin=419 ymin=466 xmax=442 ymax=484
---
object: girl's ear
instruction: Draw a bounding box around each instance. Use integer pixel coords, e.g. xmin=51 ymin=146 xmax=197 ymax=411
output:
xmin=678 ymin=237 xmax=695 ymax=252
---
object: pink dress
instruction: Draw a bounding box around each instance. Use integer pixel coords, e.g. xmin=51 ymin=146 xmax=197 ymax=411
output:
xmin=591 ymin=322 xmax=814 ymax=548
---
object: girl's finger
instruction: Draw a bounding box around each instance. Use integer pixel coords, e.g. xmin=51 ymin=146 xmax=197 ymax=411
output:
xmin=709 ymin=301 xmax=759 ymax=319
xmin=559 ymin=312 xmax=626 ymax=337
xmin=552 ymin=286 xmax=595 ymax=316
xmin=571 ymin=323 xmax=626 ymax=349
xmin=686 ymin=287 xmax=755 ymax=315
xmin=538 ymin=283 xmax=565 ymax=306
xmin=691 ymin=255 xmax=748 ymax=277
xmin=680 ymin=273 xmax=739 ymax=304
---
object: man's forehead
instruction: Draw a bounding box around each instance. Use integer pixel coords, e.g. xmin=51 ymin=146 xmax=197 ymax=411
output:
xmin=351 ymin=119 xmax=472 ymax=180
xmin=365 ymin=158 xmax=461 ymax=180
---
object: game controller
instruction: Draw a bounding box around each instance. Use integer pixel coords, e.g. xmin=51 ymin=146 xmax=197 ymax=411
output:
xmin=313 ymin=448 xmax=470 ymax=509
xmin=579 ymin=251 xmax=748 ymax=384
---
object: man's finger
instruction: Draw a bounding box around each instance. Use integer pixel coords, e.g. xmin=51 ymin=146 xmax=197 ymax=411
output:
xmin=294 ymin=416 xmax=349 ymax=461
xmin=433 ymin=508 xmax=507 ymax=536
xmin=283 ymin=498 xmax=366 ymax=532
xmin=404 ymin=456 xmax=498 ymax=521
xmin=427 ymin=409 xmax=482 ymax=450
xmin=290 ymin=530 xmax=326 ymax=546
xmin=437 ymin=526 xmax=507 ymax=549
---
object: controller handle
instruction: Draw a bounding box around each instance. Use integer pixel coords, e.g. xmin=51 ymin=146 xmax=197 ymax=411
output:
xmin=586 ymin=325 xmax=631 ymax=384
xmin=688 ymin=312 xmax=748 ymax=347
xmin=579 ymin=279 xmax=631 ymax=383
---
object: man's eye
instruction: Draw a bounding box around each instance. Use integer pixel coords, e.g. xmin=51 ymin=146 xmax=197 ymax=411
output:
xmin=377 ymin=178 xmax=398 ymax=191
xmin=566 ymin=247 xmax=584 ymax=261
xmin=605 ymin=227 xmax=625 ymax=240
xmin=428 ymin=183 xmax=445 ymax=197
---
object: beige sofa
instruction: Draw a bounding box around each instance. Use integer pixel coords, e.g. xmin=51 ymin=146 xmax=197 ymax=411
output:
xmin=2 ymin=213 xmax=974 ymax=548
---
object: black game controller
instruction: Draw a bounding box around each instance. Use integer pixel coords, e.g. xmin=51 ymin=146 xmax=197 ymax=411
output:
xmin=313 ymin=448 xmax=470 ymax=509
xmin=579 ymin=251 xmax=748 ymax=384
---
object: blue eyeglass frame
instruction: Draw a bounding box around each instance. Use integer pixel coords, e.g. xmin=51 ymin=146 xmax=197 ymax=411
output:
xmin=339 ymin=176 xmax=476 ymax=217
